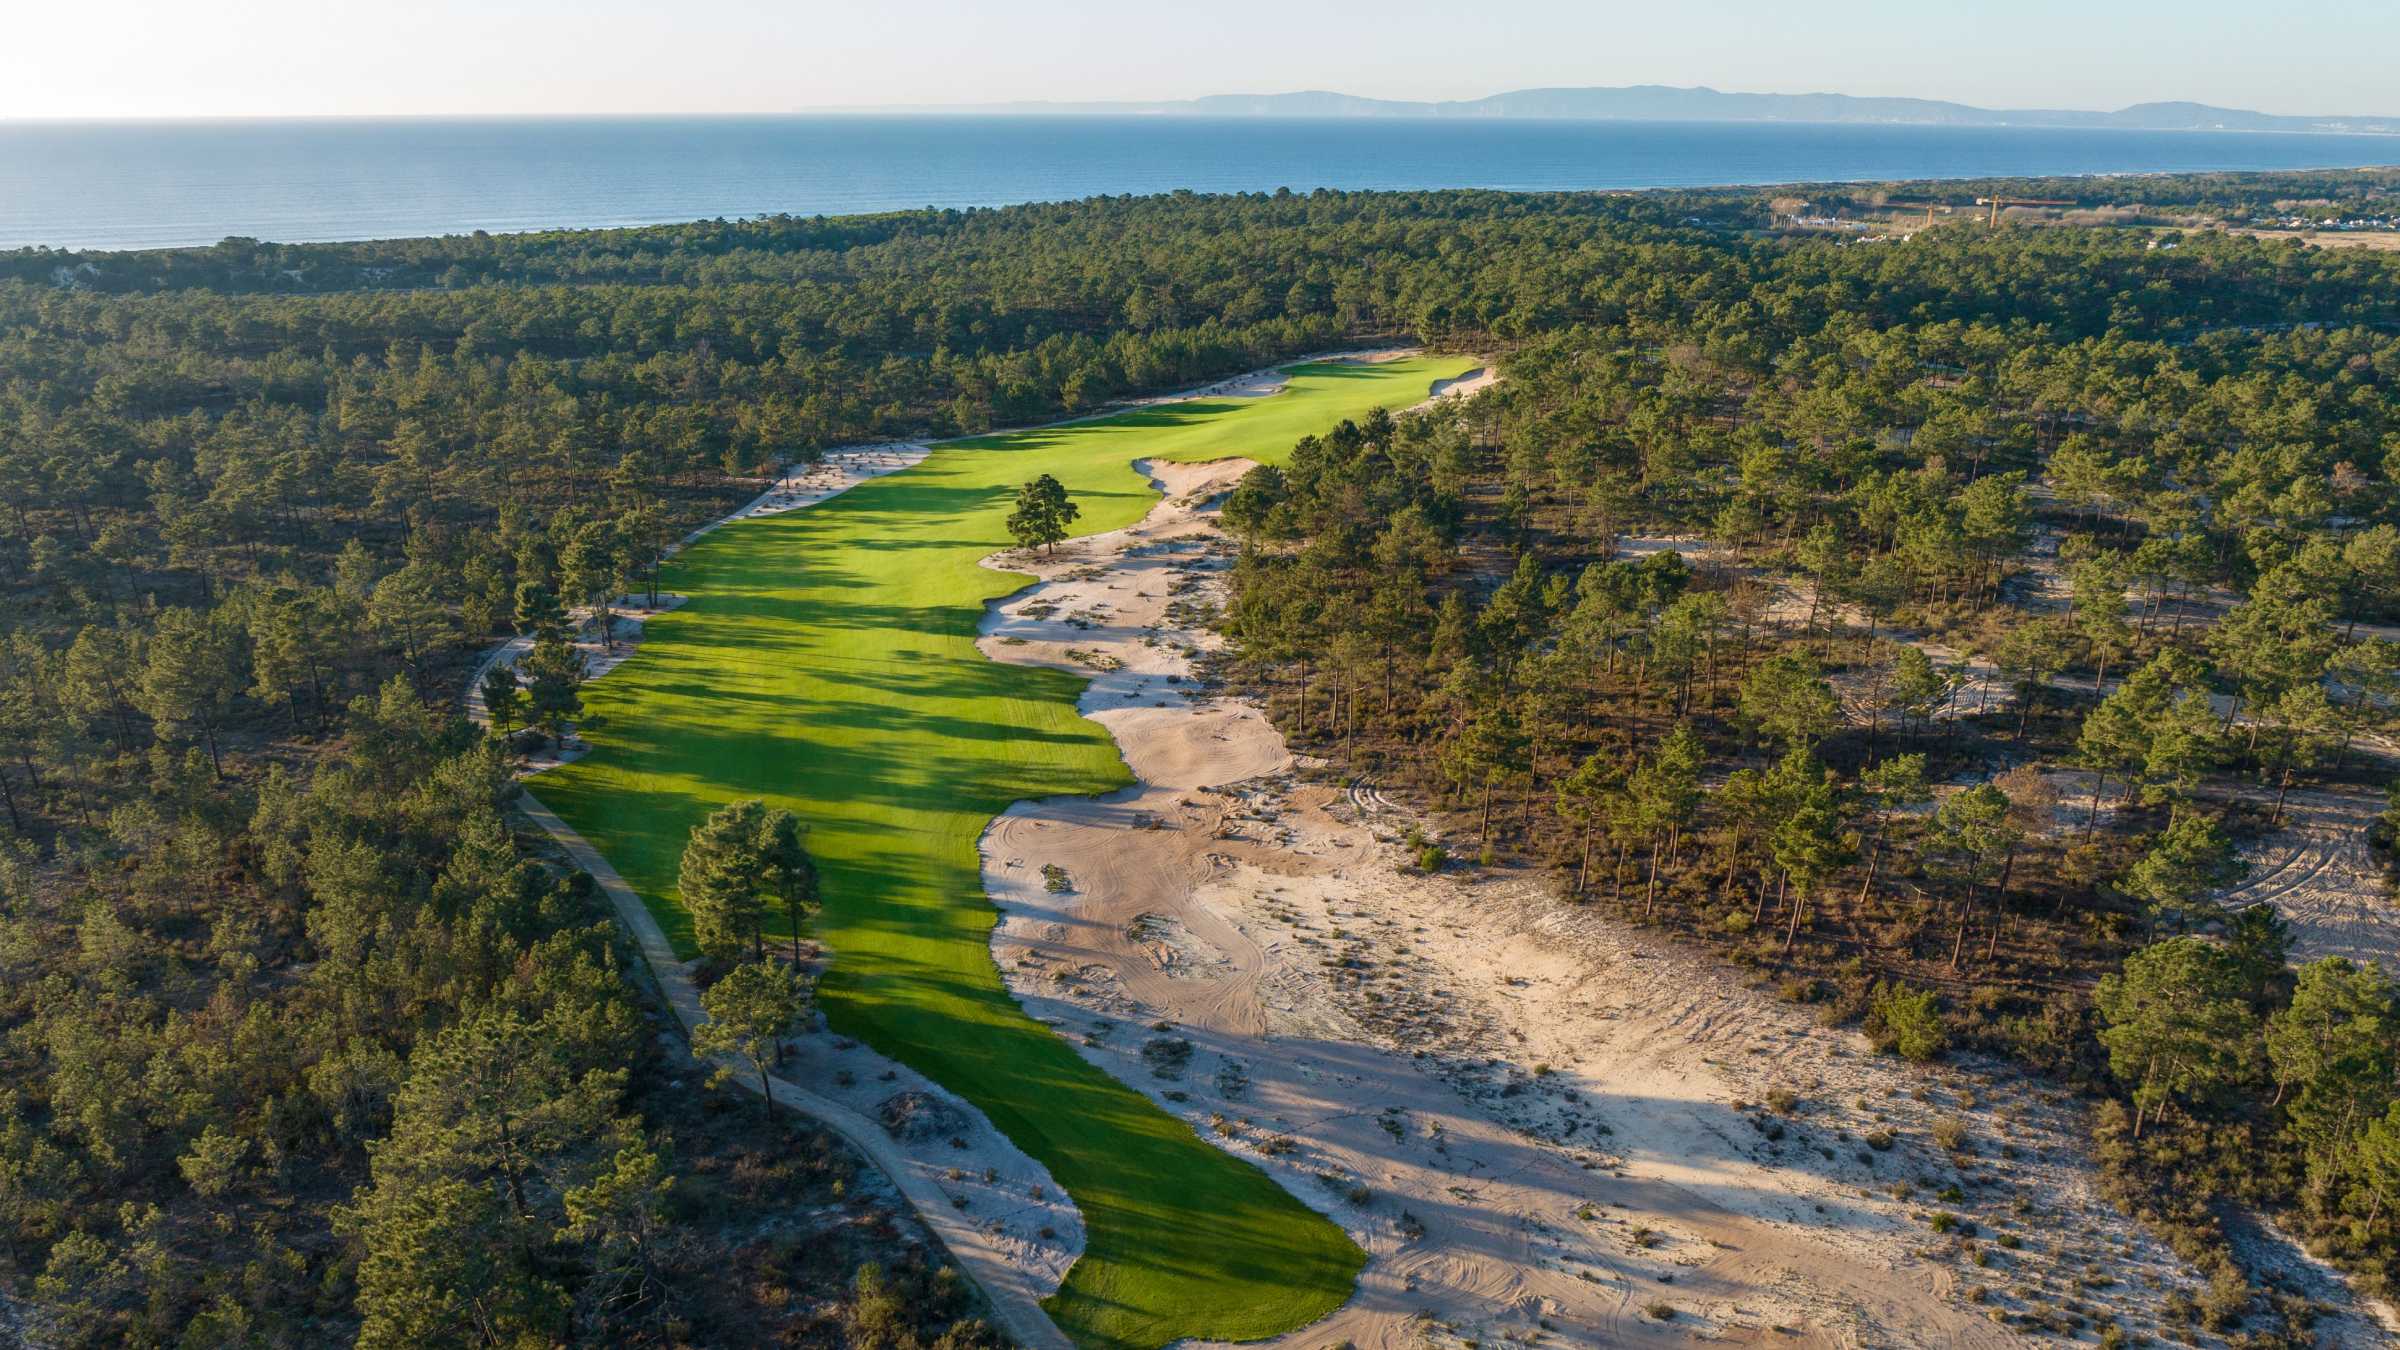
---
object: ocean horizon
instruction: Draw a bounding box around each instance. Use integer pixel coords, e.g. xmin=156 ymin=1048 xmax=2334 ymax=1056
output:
xmin=4 ymin=113 xmax=2397 ymax=253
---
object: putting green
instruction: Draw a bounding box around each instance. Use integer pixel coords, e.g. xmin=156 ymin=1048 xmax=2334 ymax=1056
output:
xmin=537 ymin=355 xmax=1474 ymax=1347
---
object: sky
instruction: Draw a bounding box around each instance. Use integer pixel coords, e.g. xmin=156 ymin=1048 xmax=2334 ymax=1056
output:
xmin=5 ymin=0 xmax=2397 ymax=120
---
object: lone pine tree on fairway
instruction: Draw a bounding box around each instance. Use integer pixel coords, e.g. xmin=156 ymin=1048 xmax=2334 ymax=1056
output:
xmin=1007 ymin=473 xmax=1080 ymax=555
xmin=539 ymin=359 xmax=1465 ymax=1347
xmin=32 ymin=174 xmax=2400 ymax=1347
xmin=678 ymin=798 xmax=808 ymax=963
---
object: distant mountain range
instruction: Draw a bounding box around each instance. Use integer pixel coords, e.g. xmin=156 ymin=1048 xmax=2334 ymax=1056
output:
xmin=822 ymin=85 xmax=2400 ymax=136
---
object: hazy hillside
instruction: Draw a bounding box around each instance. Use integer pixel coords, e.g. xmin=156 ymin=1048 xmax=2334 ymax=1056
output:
xmin=841 ymin=83 xmax=2400 ymax=134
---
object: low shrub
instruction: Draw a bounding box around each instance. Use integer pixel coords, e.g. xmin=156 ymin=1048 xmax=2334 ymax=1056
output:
xmin=1866 ymin=979 xmax=1949 ymax=1062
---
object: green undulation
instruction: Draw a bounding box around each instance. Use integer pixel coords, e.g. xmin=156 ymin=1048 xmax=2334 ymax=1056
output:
xmin=537 ymin=356 xmax=1474 ymax=1348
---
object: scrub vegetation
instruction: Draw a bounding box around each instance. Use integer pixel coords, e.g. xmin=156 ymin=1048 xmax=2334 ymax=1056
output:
xmin=1215 ymin=205 xmax=2400 ymax=1331
xmin=538 ymin=357 xmax=1466 ymax=1346
xmin=3 ymin=173 xmax=2400 ymax=1344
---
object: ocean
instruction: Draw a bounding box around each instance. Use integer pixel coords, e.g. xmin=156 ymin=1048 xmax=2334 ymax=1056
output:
xmin=3 ymin=114 xmax=2395 ymax=253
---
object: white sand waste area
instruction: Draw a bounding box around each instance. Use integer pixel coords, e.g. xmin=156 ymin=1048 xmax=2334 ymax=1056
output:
xmin=972 ymin=462 xmax=2249 ymax=1347
xmin=1119 ymin=346 xmax=1468 ymax=410
xmin=2218 ymin=785 xmax=2400 ymax=968
xmin=707 ymin=441 xmax=934 ymax=537
xmin=1412 ymin=364 xmax=1499 ymax=409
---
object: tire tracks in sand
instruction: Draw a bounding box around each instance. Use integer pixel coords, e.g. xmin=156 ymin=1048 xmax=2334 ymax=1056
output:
xmin=970 ymin=458 xmax=2206 ymax=1347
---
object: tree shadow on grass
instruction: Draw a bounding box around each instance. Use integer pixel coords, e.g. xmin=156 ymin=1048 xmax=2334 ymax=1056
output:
xmin=547 ymin=360 xmax=1473 ymax=1345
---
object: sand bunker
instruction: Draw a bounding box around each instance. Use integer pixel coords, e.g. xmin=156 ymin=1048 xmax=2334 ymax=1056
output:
xmin=463 ymin=594 xmax=686 ymax=772
xmin=971 ymin=461 xmax=2261 ymax=1346
xmin=1412 ymin=365 xmax=1499 ymax=409
xmin=1114 ymin=346 xmax=1446 ymax=411
xmin=467 ymin=443 xmax=1080 ymax=1348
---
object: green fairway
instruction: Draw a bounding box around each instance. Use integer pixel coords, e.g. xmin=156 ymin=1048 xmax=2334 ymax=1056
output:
xmin=535 ymin=355 xmax=1474 ymax=1348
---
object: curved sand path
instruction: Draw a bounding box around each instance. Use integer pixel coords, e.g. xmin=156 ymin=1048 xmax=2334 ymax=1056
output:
xmin=479 ymin=354 xmax=1475 ymax=1348
xmin=977 ymin=458 xmax=2222 ymax=1347
xmin=514 ymin=793 xmax=1077 ymax=1350
xmin=476 ymin=440 xmax=1078 ymax=1349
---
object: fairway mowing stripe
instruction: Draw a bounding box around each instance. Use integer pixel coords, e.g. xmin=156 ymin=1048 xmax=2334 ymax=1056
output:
xmin=536 ymin=355 xmax=1478 ymax=1348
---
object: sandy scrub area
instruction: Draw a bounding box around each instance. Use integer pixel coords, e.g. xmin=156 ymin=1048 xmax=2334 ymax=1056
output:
xmin=1613 ymin=534 xmax=2019 ymax=728
xmin=2218 ymin=787 xmax=2400 ymax=969
xmin=1631 ymin=525 xmax=2400 ymax=984
xmin=2230 ymin=229 xmax=2400 ymax=253
xmin=971 ymin=466 xmax=2262 ymax=1348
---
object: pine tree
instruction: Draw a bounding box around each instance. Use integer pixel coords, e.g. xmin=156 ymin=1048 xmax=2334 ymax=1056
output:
xmin=521 ymin=635 xmax=584 ymax=742
xmin=2264 ymin=957 xmax=2395 ymax=1164
xmin=694 ymin=961 xmax=809 ymax=1123
xmin=348 ymin=1009 xmax=631 ymax=1348
xmin=1852 ymin=753 xmax=1930 ymax=910
xmin=1932 ymin=782 xmax=2018 ymax=969
xmin=1887 ymin=643 xmax=1951 ymax=740
xmin=513 ymin=579 xmax=568 ymax=641
xmin=136 ymin=607 xmax=243 ymax=777
xmin=2256 ymin=683 xmax=2337 ymax=824
xmin=2095 ymin=937 xmax=2260 ymax=1138
xmin=1006 ymin=473 xmax=1080 ymax=555
xmin=1993 ymin=614 xmax=2075 ymax=737
xmin=561 ymin=519 xmax=625 ymax=651
xmin=480 ymin=665 xmax=523 ymax=738
xmin=2117 ymin=810 xmax=2247 ymax=935
xmin=679 ymin=799 xmax=773 ymax=962
xmin=1629 ymin=725 xmax=1706 ymax=916
xmin=561 ymin=1143 xmax=677 ymax=1325
xmin=2356 ymin=1103 xmax=2400 ymax=1225
xmin=2068 ymin=548 xmax=2135 ymax=689
xmin=1769 ymin=778 xmax=1852 ymax=954
xmin=1736 ymin=652 xmax=1838 ymax=751
xmin=758 ymin=807 xmax=819 ymax=959
xmin=1555 ymin=751 xmax=1620 ymax=896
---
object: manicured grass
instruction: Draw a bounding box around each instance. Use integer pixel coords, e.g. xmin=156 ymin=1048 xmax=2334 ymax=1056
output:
xmin=535 ymin=356 xmax=1474 ymax=1348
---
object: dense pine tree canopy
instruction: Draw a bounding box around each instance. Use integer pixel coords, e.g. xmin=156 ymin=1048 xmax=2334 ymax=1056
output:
xmin=6 ymin=172 xmax=2400 ymax=1343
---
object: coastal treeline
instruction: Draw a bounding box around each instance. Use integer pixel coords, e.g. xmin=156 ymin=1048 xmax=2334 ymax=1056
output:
xmin=3 ymin=178 xmax=2400 ymax=1342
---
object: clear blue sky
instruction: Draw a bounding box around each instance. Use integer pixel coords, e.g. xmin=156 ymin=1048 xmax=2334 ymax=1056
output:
xmin=6 ymin=0 xmax=2395 ymax=120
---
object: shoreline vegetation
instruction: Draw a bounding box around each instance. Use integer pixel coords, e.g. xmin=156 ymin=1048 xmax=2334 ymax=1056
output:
xmin=6 ymin=176 xmax=2400 ymax=1346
